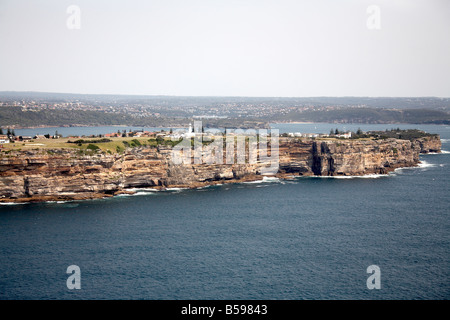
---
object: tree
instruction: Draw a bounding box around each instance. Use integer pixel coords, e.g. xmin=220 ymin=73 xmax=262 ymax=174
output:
xmin=335 ymin=128 xmax=339 ymax=135
xmin=330 ymin=129 xmax=334 ymax=135
xmin=7 ymin=128 xmax=11 ymax=136
xmin=0 ymin=128 xmax=3 ymax=135
xmin=11 ymin=129 xmax=15 ymax=136
xmin=356 ymin=128 xmax=363 ymax=135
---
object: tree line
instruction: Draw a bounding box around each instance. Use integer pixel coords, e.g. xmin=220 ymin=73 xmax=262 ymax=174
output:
xmin=0 ymin=128 xmax=16 ymax=136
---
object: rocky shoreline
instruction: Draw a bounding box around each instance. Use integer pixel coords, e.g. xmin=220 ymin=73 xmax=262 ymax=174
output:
xmin=0 ymin=136 xmax=441 ymax=203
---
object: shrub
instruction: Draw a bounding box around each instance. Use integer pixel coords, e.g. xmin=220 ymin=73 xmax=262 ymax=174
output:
xmin=86 ymin=144 xmax=100 ymax=151
xmin=116 ymin=145 xmax=124 ymax=153
xmin=71 ymin=138 xmax=112 ymax=144
xmin=131 ymin=139 xmax=141 ymax=146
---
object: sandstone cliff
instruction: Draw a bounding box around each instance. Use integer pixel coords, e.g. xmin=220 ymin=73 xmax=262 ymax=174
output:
xmin=0 ymin=135 xmax=441 ymax=203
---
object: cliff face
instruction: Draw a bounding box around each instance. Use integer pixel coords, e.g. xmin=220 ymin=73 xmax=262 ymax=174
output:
xmin=278 ymin=138 xmax=419 ymax=176
xmin=0 ymin=135 xmax=441 ymax=203
xmin=412 ymin=136 xmax=442 ymax=154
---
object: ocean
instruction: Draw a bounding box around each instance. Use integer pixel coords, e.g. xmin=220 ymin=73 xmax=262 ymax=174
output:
xmin=0 ymin=123 xmax=449 ymax=299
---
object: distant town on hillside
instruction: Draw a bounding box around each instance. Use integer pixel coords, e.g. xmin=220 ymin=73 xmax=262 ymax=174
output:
xmin=1 ymin=92 xmax=449 ymax=129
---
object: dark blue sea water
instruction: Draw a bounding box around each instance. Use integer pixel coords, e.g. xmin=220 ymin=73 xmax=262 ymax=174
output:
xmin=1 ymin=124 xmax=449 ymax=300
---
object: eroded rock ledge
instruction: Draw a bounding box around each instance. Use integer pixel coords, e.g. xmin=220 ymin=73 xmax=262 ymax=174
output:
xmin=0 ymin=136 xmax=441 ymax=203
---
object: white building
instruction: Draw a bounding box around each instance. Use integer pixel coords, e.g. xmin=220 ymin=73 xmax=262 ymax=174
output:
xmin=337 ymin=132 xmax=352 ymax=139
xmin=287 ymin=132 xmax=303 ymax=137
xmin=183 ymin=123 xmax=195 ymax=138
xmin=0 ymin=135 xmax=9 ymax=144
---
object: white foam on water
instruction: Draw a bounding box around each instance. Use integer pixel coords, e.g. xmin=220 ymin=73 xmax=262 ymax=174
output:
xmin=165 ymin=187 xmax=188 ymax=192
xmin=134 ymin=191 xmax=156 ymax=196
xmin=124 ymin=187 xmax=186 ymax=193
xmin=243 ymin=176 xmax=280 ymax=184
xmin=115 ymin=193 xmax=133 ymax=197
xmin=418 ymin=160 xmax=436 ymax=168
xmin=357 ymin=174 xmax=390 ymax=178
xmin=48 ymin=200 xmax=79 ymax=204
xmin=423 ymin=150 xmax=450 ymax=155
xmin=395 ymin=160 xmax=440 ymax=173
xmin=315 ymin=174 xmax=389 ymax=179
xmin=116 ymin=191 xmax=156 ymax=197
xmin=2 ymin=199 xmax=81 ymax=205
xmin=127 ymin=188 xmax=159 ymax=192
xmin=242 ymin=180 xmax=264 ymax=184
xmin=262 ymin=176 xmax=280 ymax=182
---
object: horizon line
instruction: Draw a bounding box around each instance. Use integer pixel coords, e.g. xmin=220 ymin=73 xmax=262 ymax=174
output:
xmin=0 ymin=90 xmax=449 ymax=100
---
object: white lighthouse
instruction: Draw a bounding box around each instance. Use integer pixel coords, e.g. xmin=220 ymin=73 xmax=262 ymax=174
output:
xmin=184 ymin=123 xmax=194 ymax=138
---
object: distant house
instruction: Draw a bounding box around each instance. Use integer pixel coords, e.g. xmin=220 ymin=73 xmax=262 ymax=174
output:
xmin=337 ymin=132 xmax=352 ymax=139
xmin=19 ymin=136 xmax=33 ymax=142
xmin=167 ymin=133 xmax=183 ymax=140
xmin=287 ymin=132 xmax=303 ymax=137
xmin=0 ymin=135 xmax=9 ymax=144
xmin=34 ymin=135 xmax=47 ymax=140
xmin=105 ymin=133 xmax=118 ymax=138
xmin=303 ymin=133 xmax=318 ymax=138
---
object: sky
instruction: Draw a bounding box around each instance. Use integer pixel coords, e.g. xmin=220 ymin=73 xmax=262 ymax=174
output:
xmin=0 ymin=0 xmax=449 ymax=97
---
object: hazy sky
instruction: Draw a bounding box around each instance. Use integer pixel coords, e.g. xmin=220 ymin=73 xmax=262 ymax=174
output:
xmin=0 ymin=0 xmax=449 ymax=97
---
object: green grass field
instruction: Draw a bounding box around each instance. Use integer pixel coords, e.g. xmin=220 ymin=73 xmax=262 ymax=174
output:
xmin=0 ymin=136 xmax=164 ymax=154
